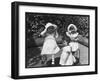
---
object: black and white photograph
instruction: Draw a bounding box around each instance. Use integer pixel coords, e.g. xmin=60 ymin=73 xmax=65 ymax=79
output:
xmin=11 ymin=1 xmax=97 ymax=79
xmin=25 ymin=13 xmax=89 ymax=68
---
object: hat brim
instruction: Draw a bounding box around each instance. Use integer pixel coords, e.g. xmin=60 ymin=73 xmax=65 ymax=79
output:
xmin=40 ymin=22 xmax=57 ymax=35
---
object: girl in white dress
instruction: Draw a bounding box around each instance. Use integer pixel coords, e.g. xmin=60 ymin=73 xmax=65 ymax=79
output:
xmin=66 ymin=24 xmax=79 ymax=59
xmin=66 ymin=24 xmax=79 ymax=52
xmin=59 ymin=34 xmax=76 ymax=65
xmin=40 ymin=23 xmax=60 ymax=65
xmin=59 ymin=24 xmax=79 ymax=65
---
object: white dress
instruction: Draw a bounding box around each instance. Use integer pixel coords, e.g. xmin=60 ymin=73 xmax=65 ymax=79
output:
xmin=66 ymin=32 xmax=79 ymax=52
xmin=41 ymin=35 xmax=60 ymax=55
xmin=69 ymin=42 xmax=78 ymax=52
xmin=59 ymin=46 xmax=76 ymax=65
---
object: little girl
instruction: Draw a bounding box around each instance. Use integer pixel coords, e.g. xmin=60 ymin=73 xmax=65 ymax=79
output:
xmin=59 ymin=33 xmax=76 ymax=65
xmin=66 ymin=24 xmax=79 ymax=60
xmin=40 ymin=22 xmax=60 ymax=65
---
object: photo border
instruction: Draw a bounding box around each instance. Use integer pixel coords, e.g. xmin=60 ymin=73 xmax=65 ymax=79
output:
xmin=11 ymin=1 xmax=98 ymax=79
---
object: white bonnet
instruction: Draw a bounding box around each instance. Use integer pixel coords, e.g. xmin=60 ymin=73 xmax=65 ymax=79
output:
xmin=67 ymin=24 xmax=77 ymax=32
xmin=66 ymin=24 xmax=78 ymax=38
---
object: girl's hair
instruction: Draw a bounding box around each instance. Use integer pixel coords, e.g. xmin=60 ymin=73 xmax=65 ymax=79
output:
xmin=46 ymin=26 xmax=56 ymax=34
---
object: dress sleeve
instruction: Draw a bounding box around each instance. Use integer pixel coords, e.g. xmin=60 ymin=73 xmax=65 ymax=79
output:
xmin=54 ymin=41 xmax=60 ymax=54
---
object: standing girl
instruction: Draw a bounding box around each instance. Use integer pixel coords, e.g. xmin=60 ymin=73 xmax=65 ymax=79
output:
xmin=66 ymin=24 xmax=79 ymax=62
xmin=40 ymin=23 xmax=60 ymax=65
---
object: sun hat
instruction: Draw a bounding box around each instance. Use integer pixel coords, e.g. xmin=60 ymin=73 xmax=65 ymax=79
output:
xmin=40 ymin=22 xmax=57 ymax=35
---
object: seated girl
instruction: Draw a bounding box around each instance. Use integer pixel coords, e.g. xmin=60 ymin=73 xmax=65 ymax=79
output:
xmin=59 ymin=32 xmax=76 ymax=65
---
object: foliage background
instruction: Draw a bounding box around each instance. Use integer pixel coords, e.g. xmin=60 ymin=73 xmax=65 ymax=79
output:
xmin=26 ymin=13 xmax=89 ymax=40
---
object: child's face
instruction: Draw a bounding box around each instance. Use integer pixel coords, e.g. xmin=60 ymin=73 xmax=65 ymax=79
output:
xmin=71 ymin=31 xmax=77 ymax=34
xmin=63 ymin=40 xmax=68 ymax=46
